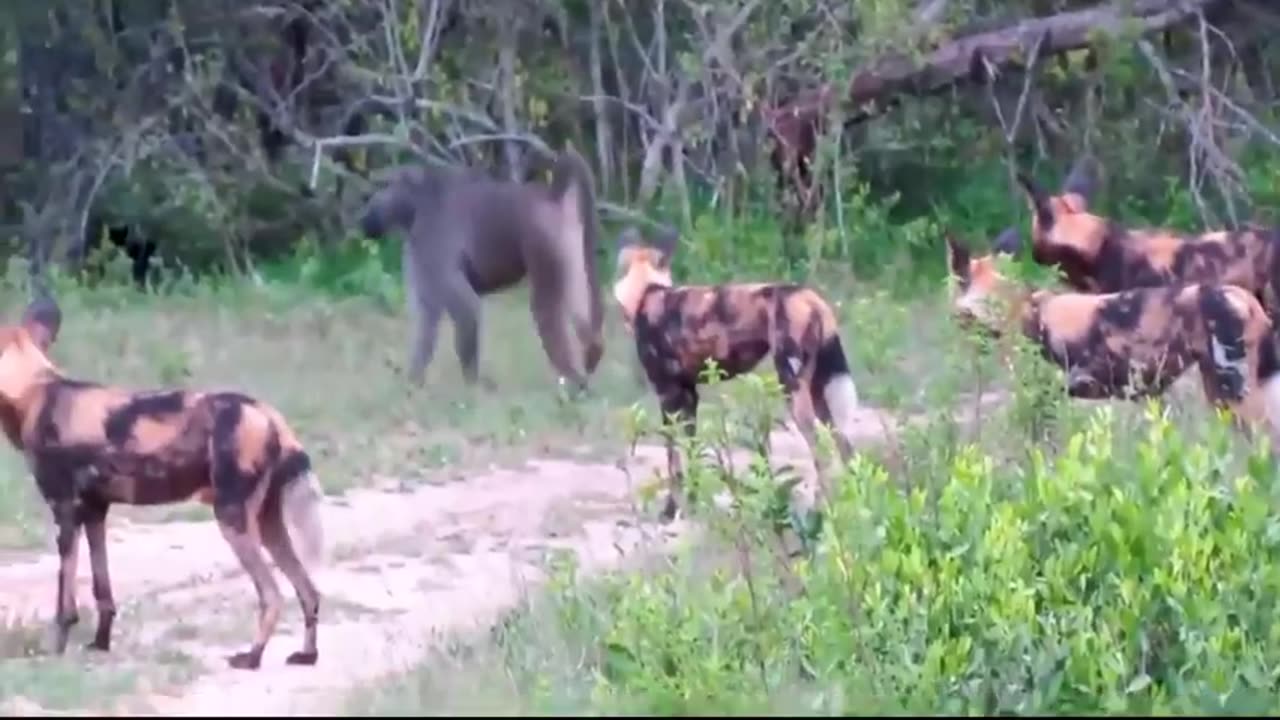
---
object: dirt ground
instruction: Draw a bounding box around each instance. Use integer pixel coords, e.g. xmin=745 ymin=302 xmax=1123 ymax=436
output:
xmin=0 ymin=396 xmax=999 ymax=716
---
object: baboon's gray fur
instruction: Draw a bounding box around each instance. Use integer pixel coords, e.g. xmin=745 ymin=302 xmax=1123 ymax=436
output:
xmin=357 ymin=146 xmax=605 ymax=390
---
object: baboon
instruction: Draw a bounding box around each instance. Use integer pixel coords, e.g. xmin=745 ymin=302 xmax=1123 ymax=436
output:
xmin=945 ymin=233 xmax=1280 ymax=446
xmin=612 ymin=227 xmax=862 ymax=521
xmin=0 ymin=299 xmax=325 ymax=670
xmin=357 ymin=145 xmax=605 ymax=391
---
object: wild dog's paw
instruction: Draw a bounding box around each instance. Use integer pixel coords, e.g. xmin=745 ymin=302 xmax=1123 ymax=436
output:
xmin=227 ymin=650 xmax=262 ymax=670
xmin=286 ymin=650 xmax=319 ymax=666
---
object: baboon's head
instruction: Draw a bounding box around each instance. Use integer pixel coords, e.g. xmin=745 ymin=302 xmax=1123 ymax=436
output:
xmin=946 ymin=233 xmax=1019 ymax=334
xmin=612 ymin=226 xmax=677 ymax=330
xmin=358 ymin=167 xmax=425 ymax=239
xmin=0 ymin=299 xmax=61 ymax=403
xmin=1016 ymin=164 xmax=1108 ymax=269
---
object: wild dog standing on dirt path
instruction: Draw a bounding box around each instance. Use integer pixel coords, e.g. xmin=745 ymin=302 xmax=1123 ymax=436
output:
xmin=357 ymin=144 xmax=605 ymax=392
xmin=0 ymin=303 xmax=326 ymax=671
xmin=998 ymin=159 xmax=1280 ymax=321
xmin=612 ymin=226 xmax=862 ymax=522
xmin=945 ymin=233 xmax=1280 ymax=447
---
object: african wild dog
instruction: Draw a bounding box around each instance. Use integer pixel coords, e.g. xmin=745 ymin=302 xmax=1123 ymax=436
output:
xmin=612 ymin=226 xmax=862 ymax=521
xmin=0 ymin=300 xmax=325 ymax=671
xmin=1000 ymin=160 xmax=1280 ymax=323
xmin=945 ymin=233 xmax=1280 ymax=446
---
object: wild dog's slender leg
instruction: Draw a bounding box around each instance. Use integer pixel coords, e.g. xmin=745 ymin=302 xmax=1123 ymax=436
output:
xmin=786 ymin=380 xmax=838 ymax=504
xmin=773 ymin=342 xmax=831 ymax=467
xmin=657 ymin=383 xmax=698 ymax=522
xmin=215 ymin=501 xmax=282 ymax=671
xmin=49 ymin=500 xmax=82 ymax=654
xmin=258 ymin=493 xmax=320 ymax=666
xmin=81 ymin=497 xmax=116 ymax=652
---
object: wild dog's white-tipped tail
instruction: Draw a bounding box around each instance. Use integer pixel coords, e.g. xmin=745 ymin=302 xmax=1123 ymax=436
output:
xmin=815 ymin=333 xmax=860 ymax=440
xmin=283 ymin=471 xmax=326 ymax=568
xmin=822 ymin=372 xmax=861 ymax=438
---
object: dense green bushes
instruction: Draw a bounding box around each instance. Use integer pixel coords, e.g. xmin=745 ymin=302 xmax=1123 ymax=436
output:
xmin=351 ymin=364 xmax=1280 ymax=715
xmin=569 ymin=379 xmax=1280 ymax=714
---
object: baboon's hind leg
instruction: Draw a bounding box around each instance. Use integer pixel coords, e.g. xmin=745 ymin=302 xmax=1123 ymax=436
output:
xmin=259 ymin=491 xmax=320 ymax=666
xmin=440 ymin=270 xmax=484 ymax=385
xmin=574 ymin=311 xmax=605 ymax=377
xmin=530 ymin=278 xmax=587 ymax=390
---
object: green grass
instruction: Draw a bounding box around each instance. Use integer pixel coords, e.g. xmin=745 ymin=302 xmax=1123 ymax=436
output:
xmin=0 ymin=256 xmax=979 ymax=541
xmin=0 ymin=612 xmax=203 ymax=715
xmin=2 ymin=237 xmax=1265 ymax=716
xmin=0 ymin=275 xmax=651 ymax=535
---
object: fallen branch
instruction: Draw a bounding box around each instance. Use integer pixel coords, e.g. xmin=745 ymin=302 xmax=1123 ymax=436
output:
xmin=770 ymin=0 xmax=1228 ymax=128
xmin=762 ymin=0 xmax=1231 ymax=218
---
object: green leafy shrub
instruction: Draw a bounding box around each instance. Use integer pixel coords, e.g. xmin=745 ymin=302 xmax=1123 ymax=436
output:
xmin=366 ymin=368 xmax=1280 ymax=716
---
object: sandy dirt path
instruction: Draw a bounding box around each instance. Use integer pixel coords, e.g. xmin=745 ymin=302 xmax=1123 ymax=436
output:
xmin=0 ymin=396 xmax=1001 ymax=715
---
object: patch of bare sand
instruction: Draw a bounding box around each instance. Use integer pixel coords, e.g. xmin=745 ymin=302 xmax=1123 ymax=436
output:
xmin=0 ymin=395 xmax=1004 ymax=716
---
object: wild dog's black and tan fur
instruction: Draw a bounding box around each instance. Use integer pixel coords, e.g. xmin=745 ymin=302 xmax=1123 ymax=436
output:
xmin=946 ymin=234 xmax=1280 ymax=445
xmin=612 ymin=228 xmax=862 ymax=521
xmin=1002 ymin=160 xmax=1280 ymax=322
xmin=0 ymin=300 xmax=325 ymax=670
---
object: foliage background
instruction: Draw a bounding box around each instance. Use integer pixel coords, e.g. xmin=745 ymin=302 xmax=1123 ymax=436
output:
xmin=2 ymin=0 xmax=1280 ymax=714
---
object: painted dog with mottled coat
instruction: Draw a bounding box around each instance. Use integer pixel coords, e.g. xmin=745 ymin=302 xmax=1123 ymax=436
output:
xmin=0 ymin=299 xmax=325 ymax=670
xmin=946 ymin=233 xmax=1280 ymax=447
xmin=997 ymin=159 xmax=1280 ymax=326
xmin=612 ymin=227 xmax=862 ymax=521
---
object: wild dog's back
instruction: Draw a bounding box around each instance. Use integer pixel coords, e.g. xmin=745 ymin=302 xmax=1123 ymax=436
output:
xmin=15 ymin=383 xmax=209 ymax=506
xmin=632 ymin=282 xmax=779 ymax=382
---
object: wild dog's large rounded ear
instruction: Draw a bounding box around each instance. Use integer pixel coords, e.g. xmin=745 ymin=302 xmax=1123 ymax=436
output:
xmin=1060 ymin=155 xmax=1100 ymax=211
xmin=615 ymin=227 xmax=643 ymax=273
xmin=945 ymin=233 xmax=972 ymax=286
xmin=616 ymin=226 xmax=643 ymax=249
xmin=992 ymin=227 xmax=1022 ymax=257
xmin=654 ymin=225 xmax=679 ymax=268
xmin=1015 ymin=171 xmax=1054 ymax=229
xmin=1015 ymin=171 xmax=1045 ymax=203
xmin=20 ymin=295 xmax=61 ymax=353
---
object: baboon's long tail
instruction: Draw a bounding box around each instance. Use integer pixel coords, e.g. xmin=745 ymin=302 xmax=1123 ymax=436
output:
xmin=813 ymin=332 xmax=860 ymax=440
xmin=279 ymin=452 xmax=326 ymax=569
xmin=549 ymin=145 xmax=605 ymax=375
